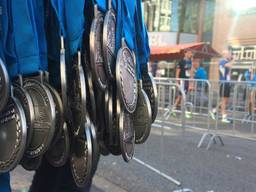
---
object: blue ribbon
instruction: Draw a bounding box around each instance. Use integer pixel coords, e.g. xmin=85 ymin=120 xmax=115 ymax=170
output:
xmin=121 ymin=0 xmax=136 ymax=51
xmin=93 ymin=0 xmax=107 ymax=12
xmin=10 ymin=0 xmax=47 ymax=77
xmin=134 ymin=0 xmax=150 ymax=79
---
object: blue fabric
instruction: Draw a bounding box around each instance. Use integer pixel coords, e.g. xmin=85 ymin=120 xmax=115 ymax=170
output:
xmin=194 ymin=67 xmax=207 ymax=80
xmin=122 ymin=0 xmax=135 ymax=51
xmin=134 ymin=0 xmax=150 ymax=79
xmin=219 ymin=59 xmax=231 ymax=81
xmin=11 ymin=0 xmax=44 ymax=77
xmin=113 ymin=0 xmax=122 ymax=53
xmin=64 ymin=0 xmax=85 ymax=55
xmin=94 ymin=0 xmax=107 ymax=12
xmin=0 ymin=173 xmax=11 ymax=192
xmin=1 ymin=0 xmax=17 ymax=77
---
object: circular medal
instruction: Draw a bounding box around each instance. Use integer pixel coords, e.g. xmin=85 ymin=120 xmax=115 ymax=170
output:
xmin=21 ymin=156 xmax=42 ymax=171
xmin=119 ymin=110 xmax=135 ymax=162
xmin=90 ymin=8 xmax=108 ymax=90
xmin=23 ymin=79 xmax=56 ymax=158
xmin=0 ymin=97 xmax=27 ymax=172
xmin=103 ymin=4 xmax=116 ymax=79
xmin=142 ymin=73 xmax=158 ymax=123
xmin=70 ymin=123 xmax=93 ymax=187
xmin=69 ymin=53 xmax=86 ymax=135
xmin=46 ymin=122 xmax=70 ymax=167
xmin=13 ymin=85 xmax=35 ymax=147
xmin=44 ymin=83 xmax=64 ymax=145
xmin=116 ymin=45 xmax=138 ymax=113
xmin=0 ymin=59 xmax=10 ymax=112
xmin=134 ymin=88 xmax=152 ymax=144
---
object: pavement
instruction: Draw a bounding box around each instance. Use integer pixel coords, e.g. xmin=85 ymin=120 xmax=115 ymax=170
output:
xmin=10 ymin=118 xmax=256 ymax=192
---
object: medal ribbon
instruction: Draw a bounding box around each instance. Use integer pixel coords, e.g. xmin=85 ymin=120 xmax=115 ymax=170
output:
xmin=10 ymin=0 xmax=47 ymax=77
xmin=134 ymin=0 xmax=150 ymax=79
xmin=93 ymin=0 xmax=107 ymax=12
xmin=0 ymin=0 xmax=16 ymax=74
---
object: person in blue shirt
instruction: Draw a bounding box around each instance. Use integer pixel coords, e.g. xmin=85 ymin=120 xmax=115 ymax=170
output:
xmin=193 ymin=59 xmax=207 ymax=80
xmin=244 ymin=66 xmax=256 ymax=116
xmin=210 ymin=50 xmax=234 ymax=123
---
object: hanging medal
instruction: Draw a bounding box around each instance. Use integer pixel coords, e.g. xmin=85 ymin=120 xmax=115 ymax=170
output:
xmin=90 ymin=1 xmax=108 ymax=90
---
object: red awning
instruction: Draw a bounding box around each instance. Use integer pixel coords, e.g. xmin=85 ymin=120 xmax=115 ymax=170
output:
xmin=150 ymin=42 xmax=221 ymax=61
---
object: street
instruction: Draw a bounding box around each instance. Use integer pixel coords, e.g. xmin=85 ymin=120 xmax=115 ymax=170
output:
xmin=11 ymin=122 xmax=256 ymax=192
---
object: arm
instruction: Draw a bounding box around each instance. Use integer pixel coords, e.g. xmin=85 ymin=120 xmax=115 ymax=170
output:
xmin=224 ymin=60 xmax=233 ymax=68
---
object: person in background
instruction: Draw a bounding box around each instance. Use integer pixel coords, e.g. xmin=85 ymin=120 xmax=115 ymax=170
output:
xmin=210 ymin=50 xmax=234 ymax=123
xmin=192 ymin=58 xmax=207 ymax=80
xmin=151 ymin=61 xmax=158 ymax=77
xmin=244 ymin=65 xmax=256 ymax=117
xmin=171 ymin=50 xmax=193 ymax=117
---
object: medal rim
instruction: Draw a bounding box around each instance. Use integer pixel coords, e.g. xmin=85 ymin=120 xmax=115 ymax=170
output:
xmin=89 ymin=12 xmax=108 ymax=90
xmin=134 ymin=89 xmax=152 ymax=144
xmin=45 ymin=122 xmax=70 ymax=168
xmin=13 ymin=85 xmax=35 ymax=147
xmin=70 ymin=122 xmax=93 ymax=187
xmin=103 ymin=9 xmax=116 ymax=79
xmin=119 ymin=110 xmax=135 ymax=162
xmin=143 ymin=73 xmax=158 ymax=123
xmin=60 ymin=49 xmax=68 ymax=116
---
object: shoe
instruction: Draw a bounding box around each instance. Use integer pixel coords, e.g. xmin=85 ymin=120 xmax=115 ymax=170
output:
xmin=185 ymin=111 xmax=192 ymax=119
xmin=209 ymin=111 xmax=216 ymax=120
xmin=170 ymin=111 xmax=176 ymax=117
xmin=221 ymin=116 xmax=232 ymax=123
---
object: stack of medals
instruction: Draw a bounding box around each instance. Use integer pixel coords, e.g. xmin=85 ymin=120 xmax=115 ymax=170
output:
xmin=0 ymin=0 xmax=158 ymax=187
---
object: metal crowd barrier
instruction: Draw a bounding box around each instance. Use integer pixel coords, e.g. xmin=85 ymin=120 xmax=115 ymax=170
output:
xmin=133 ymin=77 xmax=256 ymax=191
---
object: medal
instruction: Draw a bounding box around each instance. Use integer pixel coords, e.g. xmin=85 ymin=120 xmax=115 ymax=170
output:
xmin=0 ymin=59 xmax=10 ymax=112
xmin=13 ymin=81 xmax=35 ymax=148
xmin=142 ymin=72 xmax=158 ymax=123
xmin=103 ymin=0 xmax=116 ymax=79
xmin=70 ymin=122 xmax=93 ymax=187
xmin=23 ymin=78 xmax=56 ymax=158
xmin=133 ymin=82 xmax=152 ymax=144
xmin=0 ymin=96 xmax=27 ymax=172
xmin=44 ymin=81 xmax=64 ymax=146
xmin=90 ymin=5 xmax=108 ymax=90
xmin=46 ymin=122 xmax=70 ymax=167
xmin=119 ymin=110 xmax=135 ymax=162
xmin=69 ymin=51 xmax=86 ymax=136
xmin=116 ymin=39 xmax=138 ymax=114
xmin=21 ymin=156 xmax=42 ymax=171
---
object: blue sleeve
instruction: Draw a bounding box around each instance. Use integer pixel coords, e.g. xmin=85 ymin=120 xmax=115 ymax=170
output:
xmin=219 ymin=59 xmax=226 ymax=67
xmin=244 ymin=71 xmax=250 ymax=81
